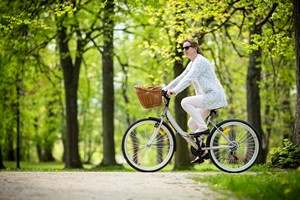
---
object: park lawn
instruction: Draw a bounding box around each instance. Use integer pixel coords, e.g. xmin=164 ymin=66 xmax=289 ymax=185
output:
xmin=2 ymin=161 xmax=65 ymax=171
xmin=1 ymin=160 xmax=221 ymax=172
xmin=1 ymin=160 xmax=262 ymax=173
xmin=1 ymin=161 xmax=105 ymax=171
xmin=194 ymin=167 xmax=300 ymax=200
xmin=1 ymin=161 xmax=140 ymax=172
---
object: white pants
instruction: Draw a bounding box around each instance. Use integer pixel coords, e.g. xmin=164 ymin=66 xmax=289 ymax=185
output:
xmin=181 ymin=95 xmax=210 ymax=132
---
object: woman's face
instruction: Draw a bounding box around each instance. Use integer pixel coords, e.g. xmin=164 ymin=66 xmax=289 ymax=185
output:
xmin=182 ymin=41 xmax=197 ymax=58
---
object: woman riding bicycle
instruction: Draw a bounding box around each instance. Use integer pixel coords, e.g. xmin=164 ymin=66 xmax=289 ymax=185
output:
xmin=163 ymin=38 xmax=227 ymax=163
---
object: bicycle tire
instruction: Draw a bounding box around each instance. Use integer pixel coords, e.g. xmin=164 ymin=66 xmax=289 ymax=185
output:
xmin=122 ymin=118 xmax=176 ymax=172
xmin=207 ymin=119 xmax=260 ymax=173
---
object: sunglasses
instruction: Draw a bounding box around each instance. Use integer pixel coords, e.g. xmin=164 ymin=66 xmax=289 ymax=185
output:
xmin=181 ymin=46 xmax=192 ymax=51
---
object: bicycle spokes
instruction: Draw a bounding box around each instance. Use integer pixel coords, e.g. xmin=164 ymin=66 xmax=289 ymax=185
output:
xmin=208 ymin=119 xmax=260 ymax=173
xmin=122 ymin=119 xmax=175 ymax=172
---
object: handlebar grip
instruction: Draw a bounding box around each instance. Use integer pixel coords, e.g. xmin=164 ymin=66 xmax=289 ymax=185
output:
xmin=161 ymin=90 xmax=170 ymax=99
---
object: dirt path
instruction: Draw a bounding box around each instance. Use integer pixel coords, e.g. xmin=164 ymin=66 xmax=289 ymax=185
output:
xmin=0 ymin=172 xmax=225 ymax=200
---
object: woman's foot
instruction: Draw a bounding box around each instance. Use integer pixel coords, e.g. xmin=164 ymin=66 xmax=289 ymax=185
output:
xmin=189 ymin=129 xmax=210 ymax=137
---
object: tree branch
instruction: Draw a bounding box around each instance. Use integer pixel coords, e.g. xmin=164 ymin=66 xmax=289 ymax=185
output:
xmin=224 ymin=26 xmax=246 ymax=58
xmin=204 ymin=7 xmax=246 ymax=35
xmin=256 ymin=3 xmax=278 ymax=27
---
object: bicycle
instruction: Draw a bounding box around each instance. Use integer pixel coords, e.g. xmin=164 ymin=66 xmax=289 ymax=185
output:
xmin=122 ymin=89 xmax=261 ymax=173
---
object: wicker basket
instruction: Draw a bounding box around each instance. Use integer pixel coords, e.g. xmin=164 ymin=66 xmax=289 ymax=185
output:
xmin=134 ymin=86 xmax=162 ymax=109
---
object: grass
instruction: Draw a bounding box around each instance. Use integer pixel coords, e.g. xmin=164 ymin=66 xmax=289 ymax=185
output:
xmin=1 ymin=161 xmax=136 ymax=172
xmin=0 ymin=160 xmax=221 ymax=172
xmin=193 ymin=166 xmax=300 ymax=200
xmin=2 ymin=161 xmax=88 ymax=172
xmin=1 ymin=160 xmax=263 ymax=173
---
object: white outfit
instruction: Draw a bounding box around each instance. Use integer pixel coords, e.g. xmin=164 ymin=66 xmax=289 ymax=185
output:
xmin=163 ymin=54 xmax=227 ymax=132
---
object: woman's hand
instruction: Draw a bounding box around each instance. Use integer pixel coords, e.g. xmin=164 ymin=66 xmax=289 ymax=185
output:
xmin=167 ymin=90 xmax=175 ymax=97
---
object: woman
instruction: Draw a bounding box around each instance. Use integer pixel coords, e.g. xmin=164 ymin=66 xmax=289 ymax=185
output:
xmin=163 ymin=38 xmax=227 ymax=163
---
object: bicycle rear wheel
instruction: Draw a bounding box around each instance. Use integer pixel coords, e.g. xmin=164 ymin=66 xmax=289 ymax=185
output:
xmin=122 ymin=118 xmax=176 ymax=172
xmin=207 ymin=119 xmax=260 ymax=173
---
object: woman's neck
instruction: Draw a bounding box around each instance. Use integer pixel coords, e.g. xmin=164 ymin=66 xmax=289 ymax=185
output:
xmin=190 ymin=53 xmax=198 ymax=62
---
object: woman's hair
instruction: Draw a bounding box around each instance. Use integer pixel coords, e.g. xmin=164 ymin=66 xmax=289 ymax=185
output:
xmin=182 ymin=38 xmax=204 ymax=56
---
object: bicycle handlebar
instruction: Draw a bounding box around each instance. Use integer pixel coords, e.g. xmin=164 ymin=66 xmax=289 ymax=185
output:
xmin=161 ymin=90 xmax=171 ymax=107
xmin=161 ymin=90 xmax=169 ymax=98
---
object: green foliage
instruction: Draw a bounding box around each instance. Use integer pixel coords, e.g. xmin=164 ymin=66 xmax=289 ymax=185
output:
xmin=53 ymin=2 xmax=77 ymax=18
xmin=269 ymin=139 xmax=300 ymax=169
xmin=194 ymin=170 xmax=300 ymax=200
xmin=0 ymin=0 xmax=297 ymax=167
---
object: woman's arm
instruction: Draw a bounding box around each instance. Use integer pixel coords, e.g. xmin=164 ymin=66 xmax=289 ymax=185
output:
xmin=163 ymin=62 xmax=191 ymax=91
xmin=171 ymin=59 xmax=205 ymax=94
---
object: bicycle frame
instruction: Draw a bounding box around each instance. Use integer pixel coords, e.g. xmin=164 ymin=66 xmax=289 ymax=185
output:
xmin=146 ymin=102 xmax=233 ymax=151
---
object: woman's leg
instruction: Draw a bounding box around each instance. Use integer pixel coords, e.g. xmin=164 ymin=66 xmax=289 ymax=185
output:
xmin=181 ymin=96 xmax=210 ymax=132
xmin=188 ymin=117 xmax=198 ymax=132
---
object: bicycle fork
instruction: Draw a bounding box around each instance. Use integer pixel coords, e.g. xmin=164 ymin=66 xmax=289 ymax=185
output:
xmin=146 ymin=118 xmax=165 ymax=147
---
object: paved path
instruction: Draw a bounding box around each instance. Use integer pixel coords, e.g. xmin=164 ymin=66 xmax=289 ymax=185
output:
xmin=0 ymin=172 xmax=225 ymax=200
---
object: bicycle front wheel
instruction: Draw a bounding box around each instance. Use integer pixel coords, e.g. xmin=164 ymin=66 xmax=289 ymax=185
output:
xmin=122 ymin=118 xmax=176 ymax=172
xmin=207 ymin=119 xmax=260 ymax=173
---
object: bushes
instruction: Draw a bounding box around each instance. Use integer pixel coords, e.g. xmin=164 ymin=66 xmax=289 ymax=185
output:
xmin=269 ymin=139 xmax=300 ymax=169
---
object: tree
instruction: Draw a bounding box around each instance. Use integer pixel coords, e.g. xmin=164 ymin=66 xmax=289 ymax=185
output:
xmin=247 ymin=3 xmax=278 ymax=163
xmin=56 ymin=1 xmax=84 ymax=168
xmin=57 ymin=22 xmax=82 ymax=168
xmin=101 ymin=0 xmax=117 ymax=165
xmin=172 ymin=3 xmax=190 ymax=170
xmin=292 ymin=0 xmax=300 ymax=145
xmin=200 ymin=0 xmax=291 ymax=163
xmin=173 ymin=38 xmax=190 ymax=170
xmin=55 ymin=0 xmax=115 ymax=168
xmin=0 ymin=0 xmax=49 ymax=167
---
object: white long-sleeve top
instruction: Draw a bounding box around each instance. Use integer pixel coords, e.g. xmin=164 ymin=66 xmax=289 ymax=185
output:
xmin=163 ymin=54 xmax=227 ymax=109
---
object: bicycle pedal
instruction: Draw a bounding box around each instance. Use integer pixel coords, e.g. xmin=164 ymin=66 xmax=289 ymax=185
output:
xmin=190 ymin=156 xmax=204 ymax=164
xmin=202 ymin=153 xmax=209 ymax=160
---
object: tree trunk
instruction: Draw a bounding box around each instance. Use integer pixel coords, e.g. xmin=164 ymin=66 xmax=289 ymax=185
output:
xmin=16 ymin=78 xmax=21 ymax=169
xmin=174 ymin=88 xmax=190 ymax=169
xmin=173 ymin=43 xmax=190 ymax=170
xmin=43 ymin=100 xmax=56 ymax=162
xmin=247 ymin=4 xmax=279 ymax=162
xmin=101 ymin=0 xmax=116 ymax=165
xmin=247 ymin=26 xmax=266 ymax=163
xmin=292 ymin=0 xmax=300 ymax=145
xmin=44 ymin=146 xmax=55 ymax=162
xmin=6 ymin=129 xmax=15 ymax=161
xmin=171 ymin=3 xmax=190 ymax=170
xmin=37 ymin=144 xmax=55 ymax=162
xmin=0 ymin=144 xmax=5 ymax=169
xmin=58 ymin=23 xmax=82 ymax=169
xmin=36 ymin=144 xmax=42 ymax=162
xmin=282 ymin=91 xmax=294 ymax=141
xmin=119 ymin=59 xmax=132 ymax=126
xmin=60 ymin=114 xmax=67 ymax=162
